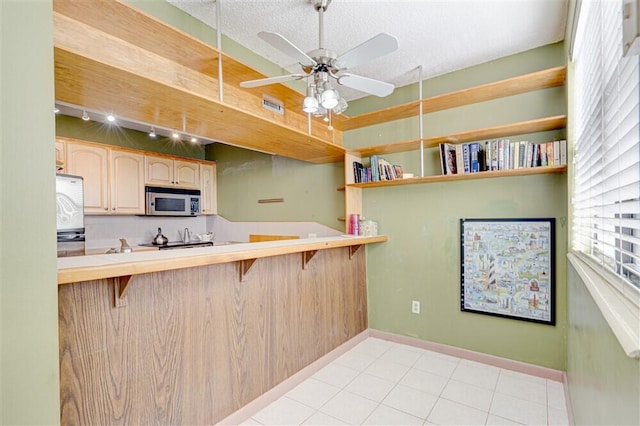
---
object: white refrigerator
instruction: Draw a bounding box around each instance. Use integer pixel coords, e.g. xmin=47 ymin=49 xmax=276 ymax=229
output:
xmin=56 ymin=173 xmax=85 ymax=257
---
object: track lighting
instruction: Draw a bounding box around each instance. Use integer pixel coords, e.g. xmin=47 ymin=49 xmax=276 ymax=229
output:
xmin=82 ymin=111 xmax=90 ymax=121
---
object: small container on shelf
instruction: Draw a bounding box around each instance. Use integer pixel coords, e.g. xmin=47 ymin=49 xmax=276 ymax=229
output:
xmin=360 ymin=218 xmax=379 ymax=237
xmin=348 ymin=214 xmax=360 ymax=235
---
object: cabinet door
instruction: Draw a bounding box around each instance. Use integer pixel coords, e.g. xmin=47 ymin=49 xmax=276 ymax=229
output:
xmin=200 ymin=163 xmax=217 ymax=215
xmin=174 ymin=160 xmax=200 ymax=188
xmin=55 ymin=140 xmax=66 ymax=173
xmin=66 ymin=142 xmax=109 ymax=214
xmin=110 ymin=150 xmax=145 ymax=215
xmin=145 ymin=155 xmax=173 ymax=186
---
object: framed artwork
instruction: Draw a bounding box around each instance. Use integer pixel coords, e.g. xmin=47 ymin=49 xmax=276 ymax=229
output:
xmin=460 ymin=218 xmax=555 ymax=325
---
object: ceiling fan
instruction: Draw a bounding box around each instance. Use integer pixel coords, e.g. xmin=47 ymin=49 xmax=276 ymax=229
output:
xmin=239 ymin=0 xmax=398 ymax=117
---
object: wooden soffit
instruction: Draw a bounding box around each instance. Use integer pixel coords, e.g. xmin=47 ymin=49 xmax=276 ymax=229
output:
xmin=52 ymin=0 xmax=345 ymax=164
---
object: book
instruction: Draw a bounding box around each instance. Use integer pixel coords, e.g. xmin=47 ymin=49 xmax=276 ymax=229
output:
xmin=553 ymin=140 xmax=561 ymax=165
xmin=546 ymin=141 xmax=554 ymax=166
xmin=462 ymin=143 xmax=471 ymax=173
xmin=513 ymin=141 xmax=521 ymax=169
xmin=439 ymin=143 xmax=457 ymax=175
xmin=469 ymin=142 xmax=482 ymax=172
xmin=370 ymin=155 xmax=379 ymax=181
xmin=484 ymin=141 xmax=492 ymax=171
xmin=560 ymin=139 xmax=567 ymax=165
xmin=455 ymin=144 xmax=465 ymax=173
xmin=540 ymin=142 xmax=548 ymax=166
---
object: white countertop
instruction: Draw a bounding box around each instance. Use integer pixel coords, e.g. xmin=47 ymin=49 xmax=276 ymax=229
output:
xmin=58 ymin=235 xmax=388 ymax=284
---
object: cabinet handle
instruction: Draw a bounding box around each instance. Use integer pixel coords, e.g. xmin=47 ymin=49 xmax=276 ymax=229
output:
xmin=104 ymin=208 xmax=108 ymax=211
xmin=112 ymin=208 xmax=116 ymax=211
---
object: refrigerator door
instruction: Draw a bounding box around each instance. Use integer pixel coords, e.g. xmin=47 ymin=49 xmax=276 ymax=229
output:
xmin=56 ymin=174 xmax=84 ymax=232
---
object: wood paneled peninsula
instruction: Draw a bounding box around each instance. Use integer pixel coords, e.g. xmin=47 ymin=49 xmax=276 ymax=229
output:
xmin=58 ymin=235 xmax=386 ymax=424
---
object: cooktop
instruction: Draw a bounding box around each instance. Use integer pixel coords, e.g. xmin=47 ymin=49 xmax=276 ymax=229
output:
xmin=139 ymin=241 xmax=214 ymax=250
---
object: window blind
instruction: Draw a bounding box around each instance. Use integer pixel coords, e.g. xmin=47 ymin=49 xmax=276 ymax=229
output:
xmin=572 ymin=0 xmax=640 ymax=296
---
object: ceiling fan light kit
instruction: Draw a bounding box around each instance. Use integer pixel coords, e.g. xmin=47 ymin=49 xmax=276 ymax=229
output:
xmin=239 ymin=0 xmax=398 ymax=127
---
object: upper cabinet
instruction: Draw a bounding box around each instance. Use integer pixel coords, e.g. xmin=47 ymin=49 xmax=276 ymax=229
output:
xmin=110 ymin=150 xmax=145 ymax=214
xmin=65 ymin=141 xmax=109 ymax=214
xmin=63 ymin=139 xmax=145 ymax=215
xmin=200 ymin=163 xmax=217 ymax=215
xmin=59 ymin=136 xmax=216 ymax=216
xmin=144 ymin=156 xmax=200 ymax=189
xmin=55 ymin=140 xmax=66 ymax=173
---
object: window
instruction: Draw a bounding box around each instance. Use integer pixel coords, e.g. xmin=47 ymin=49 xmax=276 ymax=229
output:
xmin=572 ymin=0 xmax=640 ymax=301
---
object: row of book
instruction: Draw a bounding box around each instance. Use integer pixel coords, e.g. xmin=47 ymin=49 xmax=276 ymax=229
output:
xmin=439 ymin=139 xmax=567 ymax=175
xmin=353 ymin=155 xmax=404 ymax=183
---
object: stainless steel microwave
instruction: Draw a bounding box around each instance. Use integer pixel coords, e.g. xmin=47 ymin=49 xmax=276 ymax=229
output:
xmin=145 ymin=186 xmax=201 ymax=216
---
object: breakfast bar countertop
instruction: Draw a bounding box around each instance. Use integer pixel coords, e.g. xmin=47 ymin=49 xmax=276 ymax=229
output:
xmin=57 ymin=235 xmax=388 ymax=285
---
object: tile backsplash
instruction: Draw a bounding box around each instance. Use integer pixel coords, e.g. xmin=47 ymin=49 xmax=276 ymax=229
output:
xmin=85 ymin=215 xmax=209 ymax=250
xmin=85 ymin=214 xmax=342 ymax=251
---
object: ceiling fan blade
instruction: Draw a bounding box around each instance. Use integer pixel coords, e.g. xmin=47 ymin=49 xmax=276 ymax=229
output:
xmin=240 ymin=74 xmax=307 ymax=88
xmin=338 ymin=74 xmax=395 ymax=97
xmin=334 ymin=33 xmax=398 ymax=70
xmin=258 ymin=31 xmax=317 ymax=68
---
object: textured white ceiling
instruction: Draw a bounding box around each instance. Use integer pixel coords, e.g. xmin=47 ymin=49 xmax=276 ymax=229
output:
xmin=169 ymin=0 xmax=568 ymax=101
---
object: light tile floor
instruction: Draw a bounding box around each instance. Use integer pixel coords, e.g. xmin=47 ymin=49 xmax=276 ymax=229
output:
xmin=241 ymin=338 xmax=570 ymax=425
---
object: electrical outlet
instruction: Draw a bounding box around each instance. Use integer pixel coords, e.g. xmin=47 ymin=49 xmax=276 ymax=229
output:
xmin=411 ymin=300 xmax=420 ymax=314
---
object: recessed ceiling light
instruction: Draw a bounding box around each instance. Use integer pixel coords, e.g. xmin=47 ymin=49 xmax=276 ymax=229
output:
xmin=106 ymin=114 xmax=116 ymax=123
xmin=54 ymin=107 xmax=60 ymax=114
xmin=172 ymin=132 xmax=180 ymax=140
xmin=190 ymin=137 xmax=198 ymax=143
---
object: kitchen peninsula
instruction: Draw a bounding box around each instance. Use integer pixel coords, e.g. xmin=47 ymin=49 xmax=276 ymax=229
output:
xmin=58 ymin=235 xmax=386 ymax=424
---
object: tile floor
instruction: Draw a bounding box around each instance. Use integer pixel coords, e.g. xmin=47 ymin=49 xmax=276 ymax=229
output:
xmin=241 ymin=338 xmax=570 ymax=425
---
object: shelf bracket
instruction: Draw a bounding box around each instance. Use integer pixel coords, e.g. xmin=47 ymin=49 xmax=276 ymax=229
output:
xmin=239 ymin=258 xmax=257 ymax=282
xmin=112 ymin=275 xmax=132 ymax=308
xmin=349 ymin=245 xmax=363 ymax=259
xmin=302 ymin=250 xmax=318 ymax=270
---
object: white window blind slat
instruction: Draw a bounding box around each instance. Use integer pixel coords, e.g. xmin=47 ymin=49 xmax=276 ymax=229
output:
xmin=572 ymin=0 xmax=640 ymax=292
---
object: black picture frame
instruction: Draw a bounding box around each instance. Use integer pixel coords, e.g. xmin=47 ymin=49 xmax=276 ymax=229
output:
xmin=460 ymin=218 xmax=555 ymax=325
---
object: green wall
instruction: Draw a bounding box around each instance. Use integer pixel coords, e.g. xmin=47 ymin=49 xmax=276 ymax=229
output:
xmin=0 ymin=1 xmax=60 ymax=423
xmin=345 ymin=43 xmax=569 ymax=370
xmin=566 ymin=263 xmax=640 ymax=425
xmin=206 ymin=144 xmax=344 ymax=230
xmin=56 ymin=114 xmax=205 ymax=159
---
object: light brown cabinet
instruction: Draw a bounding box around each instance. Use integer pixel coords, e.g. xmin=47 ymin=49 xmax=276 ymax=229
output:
xmin=63 ymin=139 xmax=145 ymax=215
xmin=65 ymin=142 xmax=109 ymax=214
xmin=55 ymin=140 xmax=66 ymax=173
xmin=58 ymin=136 xmax=216 ymax=216
xmin=200 ymin=163 xmax=217 ymax=215
xmin=109 ymin=150 xmax=145 ymax=214
xmin=145 ymin=156 xmax=200 ymax=189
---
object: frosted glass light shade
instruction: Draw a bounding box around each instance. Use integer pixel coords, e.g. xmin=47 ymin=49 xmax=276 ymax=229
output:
xmin=321 ymin=89 xmax=339 ymax=109
xmin=303 ymin=96 xmax=319 ymax=113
